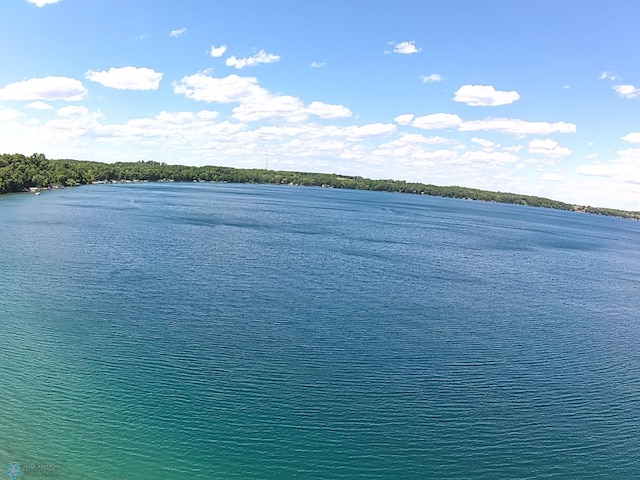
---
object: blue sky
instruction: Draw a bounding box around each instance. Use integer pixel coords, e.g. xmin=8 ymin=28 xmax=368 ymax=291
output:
xmin=1 ymin=0 xmax=639 ymax=209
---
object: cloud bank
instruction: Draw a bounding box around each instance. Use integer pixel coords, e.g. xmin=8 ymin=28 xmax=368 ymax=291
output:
xmin=173 ymin=72 xmax=351 ymax=122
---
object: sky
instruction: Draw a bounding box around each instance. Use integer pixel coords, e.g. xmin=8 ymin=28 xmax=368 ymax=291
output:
xmin=1 ymin=0 xmax=639 ymax=209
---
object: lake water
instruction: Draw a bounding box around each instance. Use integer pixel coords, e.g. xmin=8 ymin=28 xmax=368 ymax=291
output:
xmin=1 ymin=183 xmax=639 ymax=479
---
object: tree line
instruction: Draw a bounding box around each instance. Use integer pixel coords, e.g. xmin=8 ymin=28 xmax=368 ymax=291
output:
xmin=1 ymin=152 xmax=638 ymax=220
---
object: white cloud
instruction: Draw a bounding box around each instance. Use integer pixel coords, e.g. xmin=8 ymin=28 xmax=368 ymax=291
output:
xmin=0 ymin=76 xmax=87 ymax=101
xmin=412 ymin=113 xmax=462 ymax=130
xmin=202 ymin=122 xmax=396 ymax=166
xmin=306 ymin=101 xmax=352 ymax=119
xmin=26 ymin=0 xmax=62 ymax=6
xmin=613 ymin=84 xmax=640 ymax=99
xmin=44 ymin=106 xmax=104 ymax=138
xmin=390 ymin=41 xmax=420 ymax=54
xmin=383 ymin=133 xmax=458 ymax=148
xmin=104 ymin=110 xmax=226 ymax=140
xmin=0 ymin=109 xmax=25 ymax=122
xmin=459 ymin=118 xmax=576 ymax=135
xmin=339 ymin=147 xmax=365 ymax=160
xmin=232 ymin=95 xmax=349 ymax=123
xmin=310 ymin=62 xmax=325 ymax=68
xmin=471 ymin=137 xmax=497 ymax=148
xmin=226 ymin=50 xmax=280 ymax=69
xmin=170 ymin=28 xmax=187 ymax=38
xmin=408 ymin=133 xmax=450 ymax=145
xmin=528 ymin=138 xmax=572 ymax=158
xmin=338 ymin=123 xmax=396 ymax=139
xmin=454 ymin=85 xmax=520 ymax=106
xmin=599 ymin=71 xmax=619 ymax=81
xmin=555 ymin=168 xmax=640 ymax=211
xmin=231 ymin=94 xmax=306 ymax=122
xmin=399 ymin=110 xmax=575 ymax=136
xmin=462 ymin=150 xmax=519 ymax=164
xmin=372 ymin=134 xmax=517 ymax=169
xmin=421 ymin=74 xmax=444 ymax=83
xmin=210 ymin=45 xmax=227 ymax=58
xmin=173 ymin=73 xmax=261 ymax=103
xmin=576 ymin=164 xmax=611 ymax=178
xmin=541 ymin=173 xmax=566 ymax=182
xmin=27 ymin=101 xmax=53 ymax=110
xmin=372 ymin=139 xmax=457 ymax=163
xmin=622 ymin=132 xmax=640 ymax=143
xmin=173 ymin=72 xmax=351 ymax=122
xmin=577 ymin=148 xmax=640 ymax=188
xmin=57 ymin=105 xmax=91 ymax=117
xmin=85 ymin=66 xmax=163 ymax=91
xmin=503 ymin=145 xmax=522 ymax=153
xmin=394 ymin=114 xmax=414 ymax=126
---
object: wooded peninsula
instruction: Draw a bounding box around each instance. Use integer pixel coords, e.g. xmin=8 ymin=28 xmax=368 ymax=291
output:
xmin=2 ymin=152 xmax=638 ymax=220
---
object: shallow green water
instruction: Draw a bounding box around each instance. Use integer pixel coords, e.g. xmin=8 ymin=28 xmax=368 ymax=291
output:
xmin=1 ymin=183 xmax=639 ymax=478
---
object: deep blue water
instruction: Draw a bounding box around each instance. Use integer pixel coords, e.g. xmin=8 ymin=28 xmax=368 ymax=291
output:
xmin=1 ymin=183 xmax=639 ymax=479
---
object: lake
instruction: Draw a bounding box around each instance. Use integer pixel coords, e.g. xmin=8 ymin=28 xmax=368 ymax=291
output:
xmin=1 ymin=183 xmax=639 ymax=479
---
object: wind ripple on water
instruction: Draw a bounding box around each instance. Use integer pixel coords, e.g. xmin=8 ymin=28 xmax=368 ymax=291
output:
xmin=1 ymin=184 xmax=640 ymax=479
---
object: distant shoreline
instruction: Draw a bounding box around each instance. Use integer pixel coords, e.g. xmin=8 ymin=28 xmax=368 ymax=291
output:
xmin=2 ymin=152 xmax=639 ymax=221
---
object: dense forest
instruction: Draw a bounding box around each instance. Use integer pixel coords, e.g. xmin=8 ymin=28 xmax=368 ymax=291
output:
xmin=1 ymin=152 xmax=638 ymax=220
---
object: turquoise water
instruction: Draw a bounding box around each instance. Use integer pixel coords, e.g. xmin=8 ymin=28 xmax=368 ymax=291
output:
xmin=1 ymin=183 xmax=639 ymax=479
